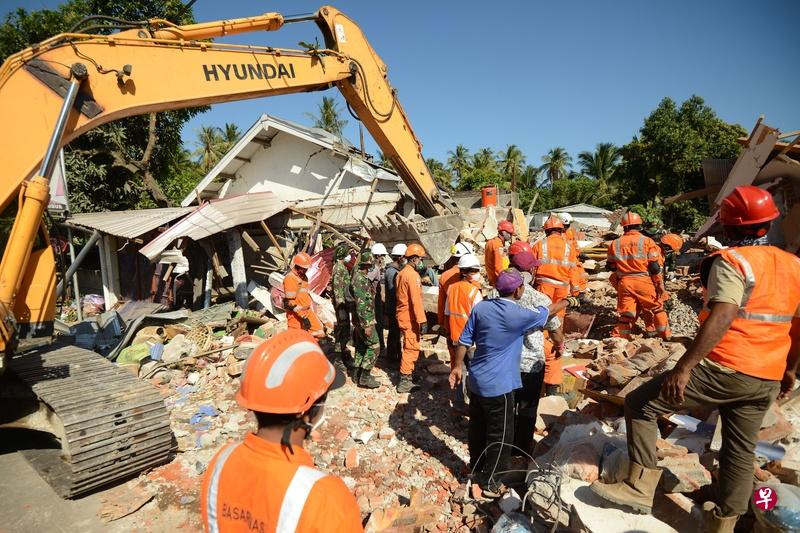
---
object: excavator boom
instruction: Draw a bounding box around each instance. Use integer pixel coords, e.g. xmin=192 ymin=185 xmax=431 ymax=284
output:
xmin=0 ymin=6 xmax=460 ymax=498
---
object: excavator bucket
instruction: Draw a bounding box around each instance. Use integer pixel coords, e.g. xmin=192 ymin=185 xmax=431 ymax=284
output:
xmin=364 ymin=213 xmax=464 ymax=266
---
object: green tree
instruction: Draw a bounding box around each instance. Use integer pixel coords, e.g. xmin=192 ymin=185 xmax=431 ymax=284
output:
xmin=193 ymin=125 xmax=226 ymax=172
xmin=472 ymin=147 xmax=497 ymax=172
xmin=538 ymin=147 xmax=572 ymax=188
xmin=0 ymin=0 xmax=206 ymax=211
xmin=577 ymin=142 xmax=621 ymax=204
xmin=499 ymin=144 xmax=526 ymax=192
xmin=615 ymin=95 xmax=746 ymax=230
xmin=307 ymin=96 xmax=348 ymax=137
xmin=426 ymin=157 xmax=452 ymax=191
xmin=446 ymin=144 xmax=471 ymax=186
xmin=377 ymin=150 xmax=394 ymax=170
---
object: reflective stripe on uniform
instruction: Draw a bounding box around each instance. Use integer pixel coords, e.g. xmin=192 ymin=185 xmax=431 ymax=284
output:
xmin=276 ymin=466 xmax=328 ymax=533
xmin=265 ymin=341 xmax=323 ymax=388
xmin=727 ymin=249 xmax=756 ymax=306
xmin=284 ymin=292 xmax=298 ymax=298
xmin=612 ymin=235 xmax=650 ymax=260
xmin=540 ymin=238 xmax=575 ymax=267
xmin=738 ymin=311 xmax=794 ymax=323
xmin=617 ymin=271 xmax=648 ymax=277
xmin=536 ymin=276 xmax=569 ymax=287
xmin=206 ymin=443 xmax=241 ymax=533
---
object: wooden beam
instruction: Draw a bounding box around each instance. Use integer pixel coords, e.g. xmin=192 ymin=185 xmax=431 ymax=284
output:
xmin=241 ymin=230 xmax=260 ymax=253
xmin=260 ymin=220 xmax=288 ymax=265
xmin=226 ymin=230 xmax=249 ymax=308
xmin=288 ymin=206 xmax=361 ymax=249
xmin=218 ymin=172 xmax=236 ymax=180
xmin=664 ymin=184 xmax=723 ymax=205
xmin=234 ymin=155 xmax=251 ymax=163
xmin=251 ymin=137 xmax=272 ymax=148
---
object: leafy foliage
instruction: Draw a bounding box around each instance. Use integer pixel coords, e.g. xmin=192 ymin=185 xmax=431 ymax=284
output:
xmin=0 ymin=0 xmax=207 ymax=212
xmin=306 ymin=96 xmax=348 ymax=137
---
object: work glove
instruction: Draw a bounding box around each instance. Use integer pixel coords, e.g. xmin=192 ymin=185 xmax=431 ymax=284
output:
xmin=419 ymin=322 xmax=429 ymax=335
xmin=565 ymin=296 xmax=581 ymax=308
xmin=663 ymin=298 xmax=674 ymax=312
xmin=301 ymin=316 xmax=312 ymax=329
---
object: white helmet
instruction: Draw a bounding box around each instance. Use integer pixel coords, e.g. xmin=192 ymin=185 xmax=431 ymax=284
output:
xmin=559 ymin=212 xmax=573 ymax=225
xmin=457 ymin=254 xmax=481 ymax=270
xmin=390 ymin=243 xmax=407 ymax=257
xmin=452 ymin=241 xmax=475 ymax=258
xmin=371 ymin=243 xmax=388 ymax=256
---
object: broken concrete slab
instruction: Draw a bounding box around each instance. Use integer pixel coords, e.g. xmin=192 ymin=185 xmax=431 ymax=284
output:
xmin=658 ymin=453 xmax=712 ymax=493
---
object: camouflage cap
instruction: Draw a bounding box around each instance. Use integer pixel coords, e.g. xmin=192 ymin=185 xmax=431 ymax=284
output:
xmin=335 ymin=245 xmax=351 ymax=260
xmin=359 ymin=250 xmax=373 ymax=265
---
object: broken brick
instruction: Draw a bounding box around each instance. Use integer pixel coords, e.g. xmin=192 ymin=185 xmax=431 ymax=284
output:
xmin=345 ymin=448 xmax=359 ymax=468
xmin=659 ymin=453 xmax=712 ymax=493
xmin=656 ymin=438 xmax=688 ymax=459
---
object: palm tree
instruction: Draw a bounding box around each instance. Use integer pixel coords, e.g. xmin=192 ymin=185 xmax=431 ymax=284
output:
xmin=377 ymin=151 xmax=394 ymax=170
xmin=538 ymin=147 xmax=572 ymax=188
xmin=193 ymin=125 xmax=225 ymax=172
xmin=426 ymin=157 xmax=452 ymax=191
xmin=446 ymin=144 xmax=471 ymax=184
xmin=306 ymin=96 xmax=348 ymax=137
xmin=222 ymin=123 xmax=242 ymax=148
xmin=499 ymin=144 xmax=526 ymax=191
xmin=472 ymin=147 xmax=496 ymax=171
xmin=521 ymin=165 xmax=539 ymax=188
xmin=577 ymin=142 xmax=621 ymax=182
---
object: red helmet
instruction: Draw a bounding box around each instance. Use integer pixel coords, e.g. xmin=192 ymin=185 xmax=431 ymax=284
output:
xmin=404 ymin=243 xmax=426 ymax=258
xmin=660 ymin=233 xmax=683 ymax=254
xmin=621 ymin=211 xmax=643 ymax=227
xmin=236 ymin=330 xmax=344 ymax=414
xmin=292 ymin=252 xmax=312 ymax=269
xmin=498 ymin=220 xmax=515 ymax=235
xmin=719 ymin=186 xmax=779 ymax=226
xmin=543 ymin=215 xmax=564 ymax=231
xmin=509 ymin=240 xmax=532 ymax=256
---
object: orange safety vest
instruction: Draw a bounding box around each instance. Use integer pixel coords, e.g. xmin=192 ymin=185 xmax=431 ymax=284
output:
xmin=607 ymin=230 xmax=661 ymax=277
xmin=565 ymin=227 xmax=578 ymax=247
xmin=437 ymin=265 xmax=460 ymax=327
xmin=532 ymin=234 xmax=577 ymax=288
xmin=201 ymin=434 xmax=363 ymax=533
xmin=484 ymin=236 xmax=505 ymax=286
xmin=700 ymin=246 xmax=800 ymax=381
xmin=284 ymin=270 xmax=323 ymax=336
xmin=445 ymin=278 xmax=483 ymax=344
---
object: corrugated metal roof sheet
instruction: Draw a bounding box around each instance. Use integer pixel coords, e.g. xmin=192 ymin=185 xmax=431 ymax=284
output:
xmin=68 ymin=207 xmax=193 ymax=239
xmin=141 ymin=192 xmax=289 ymax=260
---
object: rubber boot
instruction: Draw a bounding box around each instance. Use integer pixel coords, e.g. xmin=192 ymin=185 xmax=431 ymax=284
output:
xmin=589 ymin=462 xmax=662 ymax=514
xmin=702 ymin=502 xmax=738 ymax=533
xmin=396 ymin=374 xmax=417 ymax=393
xmin=358 ymin=369 xmax=380 ymax=389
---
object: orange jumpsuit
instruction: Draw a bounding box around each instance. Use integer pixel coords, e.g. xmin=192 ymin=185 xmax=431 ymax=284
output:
xmin=607 ymin=230 xmax=670 ymax=339
xmin=284 ymin=269 xmax=324 ymax=338
xmin=396 ymin=264 xmax=426 ymax=376
xmin=484 ymin=236 xmax=505 ymax=287
xmin=531 ymin=233 xmax=577 ymax=385
xmin=201 ymin=434 xmax=363 ymax=533
xmin=438 ymin=264 xmax=461 ymax=361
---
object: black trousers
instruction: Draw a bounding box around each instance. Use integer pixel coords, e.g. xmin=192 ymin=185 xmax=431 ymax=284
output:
xmin=374 ymin=294 xmax=385 ymax=352
xmin=385 ymin=312 xmax=401 ymax=361
xmin=468 ymin=390 xmax=515 ymax=488
xmin=514 ymin=369 xmax=546 ymax=456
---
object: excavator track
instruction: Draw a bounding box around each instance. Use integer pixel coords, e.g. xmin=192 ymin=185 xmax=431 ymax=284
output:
xmin=7 ymin=343 xmax=174 ymax=498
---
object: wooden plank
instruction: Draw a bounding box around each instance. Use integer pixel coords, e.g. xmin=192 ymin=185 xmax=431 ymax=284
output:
xmin=664 ymin=184 xmax=723 ymax=205
xmin=579 ymin=388 xmax=625 ymax=406
xmin=288 ymin=207 xmax=361 ymax=249
xmin=241 ymin=230 xmax=260 ymax=253
xmin=260 ymin=220 xmax=288 ymax=265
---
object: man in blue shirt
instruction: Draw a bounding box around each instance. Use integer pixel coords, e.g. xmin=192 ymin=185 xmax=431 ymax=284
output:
xmin=450 ymin=269 xmax=572 ymax=493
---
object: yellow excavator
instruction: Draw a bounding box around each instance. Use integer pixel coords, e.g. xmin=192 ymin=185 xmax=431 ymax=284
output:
xmin=0 ymin=6 xmax=460 ymax=497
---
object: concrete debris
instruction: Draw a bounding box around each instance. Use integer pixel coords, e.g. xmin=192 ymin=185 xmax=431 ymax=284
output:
xmin=658 ymin=453 xmax=712 ymax=493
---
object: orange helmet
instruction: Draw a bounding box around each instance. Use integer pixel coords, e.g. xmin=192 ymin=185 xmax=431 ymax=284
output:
xmin=660 ymin=233 xmax=684 ymax=254
xmin=719 ymin=185 xmax=779 ymax=226
xmin=404 ymin=243 xmax=426 ymax=258
xmin=509 ymin=240 xmax=532 ymax=256
xmin=621 ymin=211 xmax=643 ymax=227
xmin=498 ymin=220 xmax=515 ymax=235
xmin=292 ymin=252 xmax=312 ymax=269
xmin=236 ymin=329 xmax=345 ymax=414
xmin=543 ymin=215 xmax=564 ymax=231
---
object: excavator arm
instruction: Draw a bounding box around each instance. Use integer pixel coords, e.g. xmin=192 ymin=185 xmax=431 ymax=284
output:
xmin=0 ymin=6 xmax=454 ymax=354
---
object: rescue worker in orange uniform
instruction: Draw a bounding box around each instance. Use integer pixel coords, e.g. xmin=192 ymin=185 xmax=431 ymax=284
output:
xmin=395 ymin=243 xmax=428 ymax=393
xmin=531 ymin=215 xmax=578 ymax=391
xmin=559 ymin=213 xmax=588 ymax=298
xmin=201 ymin=329 xmax=363 ymax=533
xmin=640 ymin=233 xmax=684 ymax=336
xmin=592 ymin=186 xmax=800 ymax=532
xmin=484 ymin=220 xmax=515 ymax=286
xmin=438 ymin=242 xmax=475 ymax=365
xmin=444 ymin=253 xmax=484 ymax=413
xmin=284 ymin=253 xmax=325 ymax=339
xmin=606 ymin=212 xmax=671 ymax=340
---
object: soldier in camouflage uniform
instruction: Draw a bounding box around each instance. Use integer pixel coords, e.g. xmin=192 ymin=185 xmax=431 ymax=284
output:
xmin=331 ymin=245 xmax=354 ymax=370
xmin=352 ymin=250 xmax=381 ymax=389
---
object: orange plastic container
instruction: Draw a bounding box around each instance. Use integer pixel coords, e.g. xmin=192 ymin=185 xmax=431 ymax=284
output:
xmin=481 ymin=186 xmax=498 ymax=207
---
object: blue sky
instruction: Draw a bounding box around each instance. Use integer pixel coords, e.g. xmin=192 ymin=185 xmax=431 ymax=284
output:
xmin=3 ymin=0 xmax=798 ymax=167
